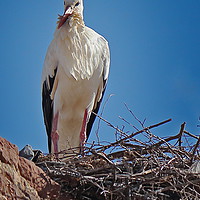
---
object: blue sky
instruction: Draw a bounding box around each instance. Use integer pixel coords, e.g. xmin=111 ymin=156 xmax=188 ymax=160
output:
xmin=0 ymin=1 xmax=200 ymax=152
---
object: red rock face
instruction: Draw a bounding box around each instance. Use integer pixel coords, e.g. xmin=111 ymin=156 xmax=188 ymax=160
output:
xmin=0 ymin=137 xmax=61 ymax=200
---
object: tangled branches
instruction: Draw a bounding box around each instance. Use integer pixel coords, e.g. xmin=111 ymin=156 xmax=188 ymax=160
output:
xmin=36 ymin=117 xmax=200 ymax=200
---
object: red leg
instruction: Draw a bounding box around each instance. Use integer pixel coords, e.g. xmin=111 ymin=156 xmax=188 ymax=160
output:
xmin=51 ymin=112 xmax=59 ymax=153
xmin=80 ymin=109 xmax=88 ymax=154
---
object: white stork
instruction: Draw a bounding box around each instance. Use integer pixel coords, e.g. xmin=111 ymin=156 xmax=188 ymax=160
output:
xmin=41 ymin=0 xmax=110 ymax=154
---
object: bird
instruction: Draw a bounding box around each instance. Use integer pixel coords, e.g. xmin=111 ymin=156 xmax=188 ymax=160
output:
xmin=41 ymin=0 xmax=110 ymax=155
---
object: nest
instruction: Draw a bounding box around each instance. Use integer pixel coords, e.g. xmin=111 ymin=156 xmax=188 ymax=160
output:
xmin=36 ymin=116 xmax=200 ymax=200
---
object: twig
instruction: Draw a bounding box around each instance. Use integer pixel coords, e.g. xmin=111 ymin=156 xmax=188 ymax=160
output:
xmin=124 ymin=103 xmax=146 ymax=128
xmin=91 ymin=150 xmax=122 ymax=172
xmin=95 ymin=117 xmax=172 ymax=151
xmin=191 ymin=135 xmax=200 ymax=163
xmin=184 ymin=130 xmax=199 ymax=140
xmin=152 ymin=128 xmax=183 ymax=148
xmin=119 ymin=116 xmax=139 ymax=132
xmin=179 ymin=122 xmax=186 ymax=147
xmin=95 ymin=94 xmax=114 ymax=144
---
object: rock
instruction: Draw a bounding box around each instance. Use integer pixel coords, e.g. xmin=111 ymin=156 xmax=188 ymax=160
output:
xmin=19 ymin=145 xmax=43 ymax=162
xmin=19 ymin=144 xmax=34 ymax=160
xmin=0 ymin=137 xmax=61 ymax=200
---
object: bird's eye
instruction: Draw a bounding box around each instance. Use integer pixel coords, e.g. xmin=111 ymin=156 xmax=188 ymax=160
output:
xmin=75 ymin=2 xmax=80 ymax=7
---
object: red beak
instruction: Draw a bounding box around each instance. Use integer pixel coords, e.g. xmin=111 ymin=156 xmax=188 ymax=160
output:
xmin=58 ymin=6 xmax=73 ymax=29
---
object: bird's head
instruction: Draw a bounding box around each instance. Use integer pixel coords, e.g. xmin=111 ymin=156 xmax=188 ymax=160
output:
xmin=57 ymin=0 xmax=84 ymax=29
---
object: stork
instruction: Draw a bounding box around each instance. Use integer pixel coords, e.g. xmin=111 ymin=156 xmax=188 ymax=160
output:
xmin=41 ymin=0 xmax=110 ymax=155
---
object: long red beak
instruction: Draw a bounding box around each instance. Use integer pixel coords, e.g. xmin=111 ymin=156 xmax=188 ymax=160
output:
xmin=58 ymin=6 xmax=73 ymax=29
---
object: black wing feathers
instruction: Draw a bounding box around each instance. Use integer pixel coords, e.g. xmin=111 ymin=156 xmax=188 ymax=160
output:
xmin=42 ymin=68 xmax=57 ymax=153
xmin=86 ymin=79 xmax=107 ymax=140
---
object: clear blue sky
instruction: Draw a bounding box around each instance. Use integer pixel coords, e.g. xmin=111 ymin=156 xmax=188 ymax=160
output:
xmin=0 ymin=1 xmax=200 ymax=152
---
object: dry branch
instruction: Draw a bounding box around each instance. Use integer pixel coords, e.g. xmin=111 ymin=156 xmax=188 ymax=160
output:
xmin=36 ymin=118 xmax=200 ymax=200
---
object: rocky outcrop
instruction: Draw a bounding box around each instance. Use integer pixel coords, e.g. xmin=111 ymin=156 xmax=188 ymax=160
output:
xmin=0 ymin=137 xmax=60 ymax=200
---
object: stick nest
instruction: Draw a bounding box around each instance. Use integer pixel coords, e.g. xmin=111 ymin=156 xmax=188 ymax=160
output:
xmin=36 ymin=118 xmax=200 ymax=200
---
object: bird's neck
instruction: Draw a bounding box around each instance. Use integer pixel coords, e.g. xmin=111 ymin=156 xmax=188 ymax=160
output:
xmin=69 ymin=13 xmax=84 ymax=27
xmin=55 ymin=14 xmax=85 ymax=44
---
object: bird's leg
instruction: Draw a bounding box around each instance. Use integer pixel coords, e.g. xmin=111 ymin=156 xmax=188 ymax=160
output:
xmin=80 ymin=109 xmax=88 ymax=155
xmin=51 ymin=112 xmax=59 ymax=156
